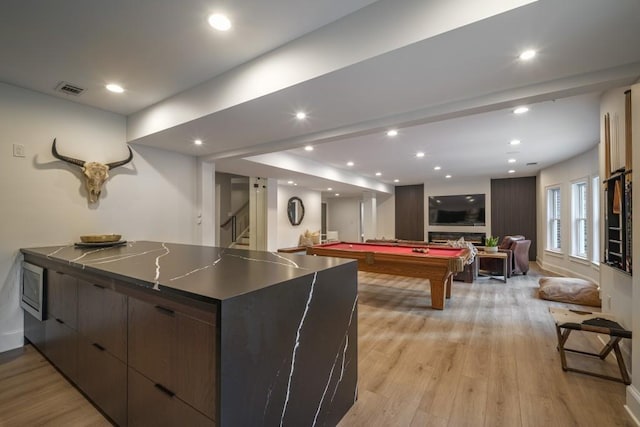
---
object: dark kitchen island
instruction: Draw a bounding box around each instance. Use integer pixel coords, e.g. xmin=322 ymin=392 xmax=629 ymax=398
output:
xmin=21 ymin=241 xmax=358 ymax=426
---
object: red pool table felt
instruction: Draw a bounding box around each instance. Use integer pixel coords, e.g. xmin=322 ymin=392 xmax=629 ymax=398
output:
xmin=306 ymin=242 xmax=470 ymax=310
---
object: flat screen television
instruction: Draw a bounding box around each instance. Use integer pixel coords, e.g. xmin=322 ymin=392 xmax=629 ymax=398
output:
xmin=428 ymin=194 xmax=486 ymax=226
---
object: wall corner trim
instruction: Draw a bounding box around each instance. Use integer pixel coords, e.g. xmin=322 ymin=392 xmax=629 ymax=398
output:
xmin=625 ymin=385 xmax=640 ymax=426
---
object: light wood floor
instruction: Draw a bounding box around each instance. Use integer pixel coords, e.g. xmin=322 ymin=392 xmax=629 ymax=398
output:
xmin=0 ymin=265 xmax=633 ymax=426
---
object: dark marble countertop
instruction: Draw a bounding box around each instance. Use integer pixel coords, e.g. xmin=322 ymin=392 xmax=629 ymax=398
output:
xmin=21 ymin=241 xmax=354 ymax=303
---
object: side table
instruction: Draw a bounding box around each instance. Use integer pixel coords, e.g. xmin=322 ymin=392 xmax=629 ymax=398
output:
xmin=475 ymin=251 xmax=508 ymax=283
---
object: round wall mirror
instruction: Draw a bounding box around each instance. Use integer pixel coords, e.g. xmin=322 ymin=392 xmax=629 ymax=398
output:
xmin=287 ymin=197 xmax=305 ymax=226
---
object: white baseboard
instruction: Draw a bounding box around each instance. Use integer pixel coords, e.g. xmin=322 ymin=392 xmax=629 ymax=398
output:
xmin=0 ymin=329 xmax=24 ymax=354
xmin=535 ymin=259 xmax=599 ymax=285
xmin=626 ymin=386 xmax=640 ymax=426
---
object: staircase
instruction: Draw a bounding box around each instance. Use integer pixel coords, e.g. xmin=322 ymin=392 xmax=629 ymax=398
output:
xmin=230 ymin=227 xmax=250 ymax=249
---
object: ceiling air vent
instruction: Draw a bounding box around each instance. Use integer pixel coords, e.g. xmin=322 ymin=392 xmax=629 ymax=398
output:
xmin=55 ymin=81 xmax=85 ymax=96
xmin=526 ymin=162 xmax=538 ymax=166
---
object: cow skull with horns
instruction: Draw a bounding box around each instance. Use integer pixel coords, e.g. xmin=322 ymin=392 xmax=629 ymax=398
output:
xmin=51 ymin=138 xmax=133 ymax=203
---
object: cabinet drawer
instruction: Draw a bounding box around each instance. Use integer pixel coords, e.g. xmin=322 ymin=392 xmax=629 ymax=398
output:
xmin=44 ymin=318 xmax=78 ymax=382
xmin=77 ymin=336 xmax=127 ymax=426
xmin=24 ymin=311 xmax=45 ymax=350
xmin=78 ymin=279 xmax=127 ymax=361
xmin=47 ymin=270 xmax=78 ymax=329
xmin=128 ymin=297 xmax=216 ymax=419
xmin=128 ymin=368 xmax=215 ymax=427
xmin=128 ymin=297 xmax=175 ymax=387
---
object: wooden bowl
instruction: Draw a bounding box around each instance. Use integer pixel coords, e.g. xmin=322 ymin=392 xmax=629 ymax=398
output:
xmin=80 ymin=234 xmax=122 ymax=243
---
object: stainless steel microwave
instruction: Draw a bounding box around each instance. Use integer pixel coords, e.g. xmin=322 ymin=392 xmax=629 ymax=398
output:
xmin=21 ymin=261 xmax=45 ymax=320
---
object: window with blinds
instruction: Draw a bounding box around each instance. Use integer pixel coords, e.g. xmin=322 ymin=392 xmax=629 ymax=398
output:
xmin=572 ymin=181 xmax=588 ymax=258
xmin=547 ymin=187 xmax=561 ymax=251
xmin=592 ymin=176 xmax=600 ymax=264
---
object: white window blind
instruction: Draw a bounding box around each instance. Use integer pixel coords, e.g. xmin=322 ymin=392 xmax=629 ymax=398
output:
xmin=547 ymin=187 xmax=561 ymax=250
xmin=592 ymin=176 xmax=600 ymax=264
xmin=572 ymin=181 xmax=588 ymax=258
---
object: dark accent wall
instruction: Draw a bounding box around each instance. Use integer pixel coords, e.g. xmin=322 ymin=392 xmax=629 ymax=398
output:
xmin=395 ymin=184 xmax=424 ymax=240
xmin=491 ymin=177 xmax=536 ymax=260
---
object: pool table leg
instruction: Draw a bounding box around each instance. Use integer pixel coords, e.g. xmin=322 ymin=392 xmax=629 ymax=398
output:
xmin=446 ymin=275 xmax=453 ymax=298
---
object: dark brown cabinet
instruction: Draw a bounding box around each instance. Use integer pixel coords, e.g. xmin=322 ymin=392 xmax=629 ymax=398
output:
xmin=44 ymin=318 xmax=78 ymax=381
xmin=76 ymin=279 xmax=128 ymax=426
xmin=43 ymin=270 xmax=78 ymax=382
xmin=78 ymin=336 xmax=127 ymax=426
xmin=128 ymin=368 xmax=215 ymax=427
xmin=77 ymin=279 xmax=127 ymax=362
xmin=24 ymin=263 xmax=218 ymax=427
xmin=47 ymin=271 xmax=78 ymax=329
xmin=128 ymin=297 xmax=217 ymax=422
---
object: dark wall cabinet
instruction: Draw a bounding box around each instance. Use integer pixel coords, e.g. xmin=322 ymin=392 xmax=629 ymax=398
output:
xmin=604 ymin=170 xmax=632 ymax=274
xmin=395 ymin=184 xmax=424 ymax=240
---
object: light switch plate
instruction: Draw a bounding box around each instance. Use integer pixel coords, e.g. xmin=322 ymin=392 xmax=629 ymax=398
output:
xmin=13 ymin=144 xmax=25 ymax=157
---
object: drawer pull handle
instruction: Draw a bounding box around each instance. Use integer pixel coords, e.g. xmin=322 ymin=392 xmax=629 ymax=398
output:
xmin=92 ymin=342 xmax=106 ymax=351
xmin=154 ymin=383 xmax=175 ymax=397
xmin=93 ymin=284 xmax=105 ymax=289
xmin=55 ymin=318 xmax=64 ymax=324
xmin=155 ymin=305 xmax=175 ymax=316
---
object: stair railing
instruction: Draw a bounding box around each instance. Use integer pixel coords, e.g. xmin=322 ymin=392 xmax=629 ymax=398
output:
xmin=220 ymin=201 xmax=250 ymax=243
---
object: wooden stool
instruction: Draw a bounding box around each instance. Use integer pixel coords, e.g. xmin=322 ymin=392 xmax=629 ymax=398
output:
xmin=549 ymin=307 xmax=631 ymax=385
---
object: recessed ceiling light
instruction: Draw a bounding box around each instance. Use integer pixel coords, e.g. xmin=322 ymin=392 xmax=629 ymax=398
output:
xmin=434 ymin=166 xmax=441 ymax=170
xmin=294 ymin=183 xmax=298 ymax=186
xmin=335 ymin=193 xmax=340 ymax=196
xmin=513 ymin=106 xmax=529 ymax=115
xmin=304 ymin=145 xmax=314 ymax=151
xmin=416 ymin=152 xmax=425 ymax=158
xmin=296 ymin=111 xmax=307 ymax=120
xmin=194 ymin=139 xmax=203 ymax=146
xmin=393 ymin=179 xmax=399 ymax=183
xmin=327 ymin=187 xmax=333 ymax=191
xmin=386 ymin=129 xmax=398 ymax=137
xmin=508 ymin=158 xmax=516 ymax=163
xmin=510 ymin=139 xmax=521 ymax=145
xmin=375 ymin=172 xmax=382 ymax=176
xmin=347 ymin=161 xmax=354 ymax=167
xmin=106 ymin=83 xmax=124 ymax=93
xmin=287 ymin=181 xmax=294 ymax=184
xmin=208 ymin=13 xmax=232 ymax=31
xmin=445 ymin=174 xmax=452 ymax=179
xmin=508 ymin=169 xmax=516 ymax=174
xmin=519 ymin=49 xmax=536 ymax=60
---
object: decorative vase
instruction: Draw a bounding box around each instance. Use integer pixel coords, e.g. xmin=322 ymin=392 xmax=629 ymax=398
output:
xmin=485 ymin=246 xmax=498 ymax=253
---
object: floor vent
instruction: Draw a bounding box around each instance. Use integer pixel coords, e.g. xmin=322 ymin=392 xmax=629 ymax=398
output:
xmin=55 ymin=81 xmax=85 ymax=96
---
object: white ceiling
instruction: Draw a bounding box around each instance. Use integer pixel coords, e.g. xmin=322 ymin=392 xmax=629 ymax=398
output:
xmin=2 ymin=0 xmax=640 ymax=199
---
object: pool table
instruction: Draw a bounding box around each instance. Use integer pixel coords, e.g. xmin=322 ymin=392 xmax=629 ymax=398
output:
xmin=307 ymin=242 xmax=471 ymax=310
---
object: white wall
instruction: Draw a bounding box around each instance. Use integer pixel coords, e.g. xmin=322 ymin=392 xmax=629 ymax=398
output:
xmin=276 ymin=185 xmax=321 ymax=248
xmin=376 ymin=193 xmax=395 ymax=239
xmin=0 ymin=83 xmax=199 ymax=352
xmin=327 ymin=197 xmax=361 ymax=242
xmin=424 ymin=178 xmax=491 ymax=240
xmin=626 ymin=83 xmax=640 ymax=421
xmin=537 ymin=146 xmax=599 ymax=283
xmin=361 ymin=192 xmax=377 ymax=240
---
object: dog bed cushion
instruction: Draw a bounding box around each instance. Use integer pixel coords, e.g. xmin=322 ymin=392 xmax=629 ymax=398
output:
xmin=538 ymin=277 xmax=601 ymax=307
